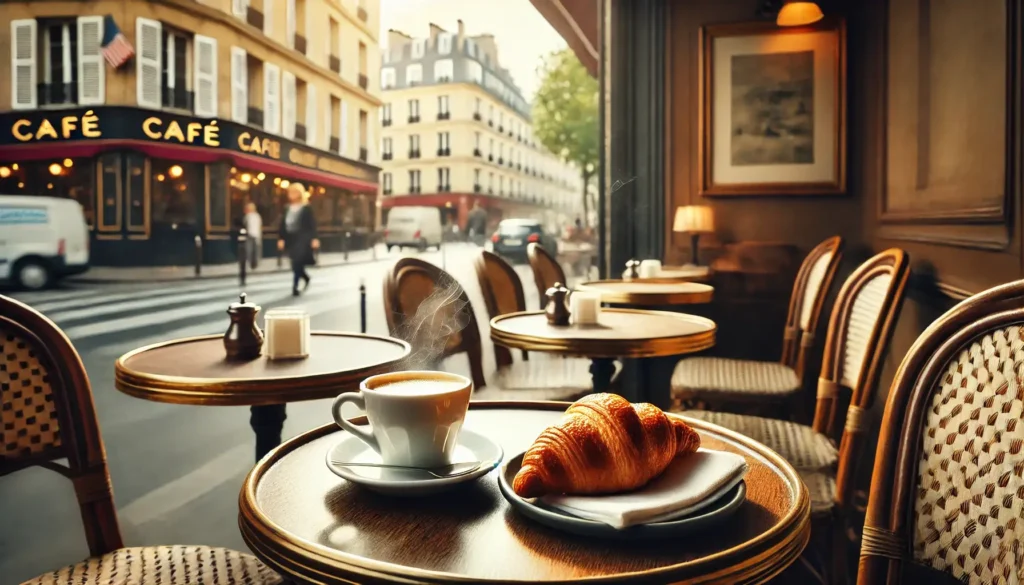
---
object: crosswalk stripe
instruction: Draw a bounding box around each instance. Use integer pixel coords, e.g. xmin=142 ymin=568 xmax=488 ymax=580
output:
xmin=47 ymin=280 xmax=287 ymax=323
xmin=25 ymin=278 xmax=271 ymax=314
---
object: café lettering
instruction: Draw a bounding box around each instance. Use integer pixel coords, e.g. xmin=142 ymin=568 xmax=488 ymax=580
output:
xmin=11 ymin=110 xmax=103 ymax=142
xmin=237 ymin=131 xmax=281 ymax=159
xmin=142 ymin=117 xmax=220 ymax=147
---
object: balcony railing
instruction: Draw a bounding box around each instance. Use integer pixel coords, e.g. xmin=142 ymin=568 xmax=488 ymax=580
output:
xmin=509 ymin=129 xmax=514 ymax=138
xmin=382 ymin=152 xmax=393 ymax=161
xmin=473 ymin=184 xmax=481 ymax=193
xmin=409 ymin=150 xmax=421 ymax=159
xmin=248 ymin=107 xmax=264 ymax=128
xmin=488 ymin=120 xmax=493 ymax=127
xmin=359 ymin=74 xmax=368 ymax=90
xmin=473 ymin=112 xmax=482 ymax=121
xmin=330 ymin=136 xmax=340 ymax=152
xmin=516 ymin=163 xmax=522 ymax=171
xmin=508 ymin=160 xmax=514 ymax=168
xmin=295 ymin=124 xmax=307 ymax=142
xmin=330 ymin=55 xmax=342 ymax=74
xmin=498 ymin=125 xmax=504 ymax=132
xmin=295 ymin=34 xmax=307 ymax=55
xmin=359 ymin=147 xmax=368 ymax=162
xmin=246 ymin=6 xmax=264 ymax=29
xmin=473 ymin=148 xmax=482 ymax=157
xmin=162 ymin=86 xmax=194 ymax=111
xmin=382 ymin=118 xmax=392 ymax=127
xmin=488 ymin=154 xmax=494 ymax=162
xmin=498 ymin=157 xmax=504 ymax=165
xmin=436 ymin=76 xmax=452 ymax=83
xmin=437 ymin=112 xmax=450 ymax=120
xmin=358 ymin=6 xmax=368 ymax=21
xmin=383 ymin=188 xmax=392 ymax=195
xmin=437 ymin=148 xmax=450 ymax=157
xmin=37 ymin=82 xmax=78 ymax=107
xmin=438 ymin=184 xmax=451 ymax=192
xmin=410 ymin=185 xmax=421 ymax=194
xmin=408 ymin=116 xmax=420 ymax=123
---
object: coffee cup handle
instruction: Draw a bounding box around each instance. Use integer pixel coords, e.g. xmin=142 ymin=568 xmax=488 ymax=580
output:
xmin=331 ymin=392 xmax=380 ymax=453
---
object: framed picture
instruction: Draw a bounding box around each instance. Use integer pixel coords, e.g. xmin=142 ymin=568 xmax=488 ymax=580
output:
xmin=698 ymin=19 xmax=847 ymax=196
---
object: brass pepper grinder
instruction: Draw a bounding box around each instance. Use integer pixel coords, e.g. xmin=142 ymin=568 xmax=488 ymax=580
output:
xmin=224 ymin=293 xmax=264 ymax=360
xmin=624 ymin=259 xmax=641 ymax=281
xmin=545 ymin=282 xmax=572 ymax=326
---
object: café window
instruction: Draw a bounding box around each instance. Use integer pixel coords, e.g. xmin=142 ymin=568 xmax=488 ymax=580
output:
xmin=40 ymin=19 xmax=79 ymax=106
xmin=0 ymin=158 xmax=96 ymax=227
xmin=231 ymin=167 xmax=278 ymax=231
xmin=161 ymin=27 xmax=193 ymax=110
xmin=126 ymin=154 xmax=147 ymax=232
xmin=151 ymin=159 xmax=201 ymax=231
xmin=307 ymin=184 xmax=334 ymax=228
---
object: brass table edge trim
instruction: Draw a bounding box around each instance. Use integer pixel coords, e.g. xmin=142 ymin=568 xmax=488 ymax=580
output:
xmin=238 ymin=402 xmax=812 ymax=584
xmin=576 ymin=281 xmax=715 ymax=305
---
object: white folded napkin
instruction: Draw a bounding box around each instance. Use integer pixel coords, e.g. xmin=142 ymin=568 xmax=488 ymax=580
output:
xmin=539 ymin=449 xmax=748 ymax=529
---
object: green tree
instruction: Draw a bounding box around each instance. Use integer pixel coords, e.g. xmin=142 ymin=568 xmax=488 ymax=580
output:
xmin=532 ymin=48 xmax=599 ymax=227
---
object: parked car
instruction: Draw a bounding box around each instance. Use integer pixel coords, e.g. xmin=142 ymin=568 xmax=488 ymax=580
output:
xmin=491 ymin=219 xmax=558 ymax=262
xmin=0 ymin=195 xmax=90 ymax=290
xmin=384 ymin=206 xmax=444 ymax=251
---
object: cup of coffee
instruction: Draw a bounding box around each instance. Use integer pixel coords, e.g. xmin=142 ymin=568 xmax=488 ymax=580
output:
xmin=331 ymin=371 xmax=472 ymax=468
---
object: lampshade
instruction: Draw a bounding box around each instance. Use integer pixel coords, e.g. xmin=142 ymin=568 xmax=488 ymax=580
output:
xmin=776 ymin=1 xmax=824 ymax=26
xmin=673 ymin=205 xmax=714 ymax=234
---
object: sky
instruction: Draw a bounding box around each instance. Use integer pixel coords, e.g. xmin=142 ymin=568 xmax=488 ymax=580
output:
xmin=378 ymin=0 xmax=568 ymax=100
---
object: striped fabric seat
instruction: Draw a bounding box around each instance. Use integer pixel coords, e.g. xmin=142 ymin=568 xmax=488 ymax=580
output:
xmin=685 ymin=410 xmax=838 ymax=470
xmin=672 ymin=357 xmax=801 ymax=399
xmin=22 ymin=546 xmax=283 ymax=585
xmin=474 ymin=357 xmax=602 ymax=401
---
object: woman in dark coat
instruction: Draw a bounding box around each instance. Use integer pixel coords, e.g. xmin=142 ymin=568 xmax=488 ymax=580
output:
xmin=277 ymin=182 xmax=319 ymax=296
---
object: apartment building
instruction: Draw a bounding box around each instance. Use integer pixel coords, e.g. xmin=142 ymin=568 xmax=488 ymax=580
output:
xmin=0 ymin=0 xmax=381 ymax=266
xmin=378 ymin=21 xmax=583 ymax=232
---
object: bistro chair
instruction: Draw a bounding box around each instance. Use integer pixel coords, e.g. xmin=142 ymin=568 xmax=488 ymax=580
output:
xmin=672 ymin=235 xmax=845 ymax=419
xmin=681 ymin=248 xmax=910 ymax=584
xmin=383 ymin=257 xmax=591 ymax=400
xmin=474 ymin=250 xmax=618 ymax=389
xmin=527 ymin=242 xmax=568 ymax=309
xmin=0 ymin=295 xmax=282 ymax=585
xmin=859 ymin=279 xmax=1024 ymax=585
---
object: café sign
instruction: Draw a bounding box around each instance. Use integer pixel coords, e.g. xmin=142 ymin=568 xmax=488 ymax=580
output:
xmin=1 ymin=107 xmax=375 ymax=182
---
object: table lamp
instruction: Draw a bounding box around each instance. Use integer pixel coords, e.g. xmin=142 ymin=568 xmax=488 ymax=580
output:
xmin=673 ymin=205 xmax=714 ymax=267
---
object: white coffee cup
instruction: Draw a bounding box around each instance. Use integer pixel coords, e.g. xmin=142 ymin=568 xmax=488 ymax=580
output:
xmin=331 ymin=370 xmax=472 ymax=467
xmin=639 ymin=259 xmax=663 ymax=279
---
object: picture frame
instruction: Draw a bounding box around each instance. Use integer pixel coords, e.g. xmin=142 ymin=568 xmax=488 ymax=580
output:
xmin=698 ymin=19 xmax=847 ymax=196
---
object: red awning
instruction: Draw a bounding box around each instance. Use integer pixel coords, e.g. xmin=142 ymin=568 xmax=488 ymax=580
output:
xmin=0 ymin=139 xmax=379 ymax=193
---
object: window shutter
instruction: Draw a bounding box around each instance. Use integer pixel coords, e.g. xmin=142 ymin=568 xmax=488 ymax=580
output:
xmin=135 ymin=18 xmax=162 ymax=109
xmin=286 ymin=0 xmax=296 ymax=48
xmin=10 ymin=19 xmax=37 ymax=110
xmin=264 ymin=63 xmax=281 ymax=133
xmin=306 ymin=84 xmax=317 ymax=146
xmin=233 ymin=0 xmax=248 ymax=17
xmin=194 ymin=35 xmax=218 ymax=117
xmin=340 ymin=101 xmax=348 ymax=156
xmin=77 ymin=17 xmax=104 ymax=105
xmin=231 ymin=47 xmax=248 ymax=123
xmin=282 ymin=71 xmax=296 ymax=139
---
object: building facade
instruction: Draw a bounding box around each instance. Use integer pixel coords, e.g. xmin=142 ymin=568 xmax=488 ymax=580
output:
xmin=0 ymin=0 xmax=381 ymax=266
xmin=378 ymin=22 xmax=583 ymax=234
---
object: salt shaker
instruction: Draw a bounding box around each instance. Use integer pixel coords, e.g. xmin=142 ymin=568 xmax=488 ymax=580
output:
xmin=545 ymin=282 xmax=572 ymax=326
xmin=624 ymin=259 xmax=641 ymax=281
xmin=224 ymin=293 xmax=264 ymax=360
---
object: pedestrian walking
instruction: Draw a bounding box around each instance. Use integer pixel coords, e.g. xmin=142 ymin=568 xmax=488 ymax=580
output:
xmin=277 ymin=183 xmax=319 ymax=296
xmin=243 ymin=202 xmax=263 ymax=269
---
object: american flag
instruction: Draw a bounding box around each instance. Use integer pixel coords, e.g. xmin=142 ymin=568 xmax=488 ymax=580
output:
xmin=101 ymin=15 xmax=134 ymax=69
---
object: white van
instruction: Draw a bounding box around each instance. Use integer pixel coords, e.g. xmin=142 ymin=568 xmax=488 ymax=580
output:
xmin=0 ymin=195 xmax=90 ymax=290
xmin=384 ymin=206 xmax=443 ymax=251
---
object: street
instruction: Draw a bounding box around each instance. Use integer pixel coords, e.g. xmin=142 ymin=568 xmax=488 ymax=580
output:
xmin=0 ymin=243 xmax=565 ymax=582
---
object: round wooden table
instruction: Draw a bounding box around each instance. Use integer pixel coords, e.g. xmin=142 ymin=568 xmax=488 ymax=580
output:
xmin=577 ymin=280 xmax=714 ymax=306
xmin=115 ymin=332 xmax=410 ymax=461
xmin=490 ymin=309 xmax=715 ymax=407
xmin=656 ymin=265 xmax=712 ymax=281
xmin=239 ymin=403 xmax=811 ymax=584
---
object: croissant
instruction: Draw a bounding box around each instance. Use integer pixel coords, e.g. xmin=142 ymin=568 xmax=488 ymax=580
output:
xmin=513 ymin=393 xmax=700 ymax=498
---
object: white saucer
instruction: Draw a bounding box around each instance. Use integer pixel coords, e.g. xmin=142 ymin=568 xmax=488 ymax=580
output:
xmin=325 ymin=428 xmax=504 ymax=496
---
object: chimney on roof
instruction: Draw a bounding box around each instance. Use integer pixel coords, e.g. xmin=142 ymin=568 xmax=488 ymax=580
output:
xmin=388 ymin=29 xmax=410 ymax=53
xmin=428 ymin=23 xmax=444 ymax=44
xmin=456 ymin=19 xmax=466 ymax=51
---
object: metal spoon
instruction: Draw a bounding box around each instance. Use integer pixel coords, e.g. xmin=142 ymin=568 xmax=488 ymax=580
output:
xmin=330 ymin=460 xmax=483 ymax=479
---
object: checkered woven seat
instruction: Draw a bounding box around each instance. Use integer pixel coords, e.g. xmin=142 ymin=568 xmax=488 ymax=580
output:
xmin=802 ymin=470 xmax=837 ymax=516
xmin=21 ymin=545 xmax=283 ymax=585
xmin=473 ymin=357 xmax=604 ymax=401
xmin=672 ymin=357 xmax=801 ymax=400
xmin=684 ymin=410 xmax=838 ymax=470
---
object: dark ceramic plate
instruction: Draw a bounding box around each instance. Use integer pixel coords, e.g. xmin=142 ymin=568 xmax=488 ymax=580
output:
xmin=498 ymin=452 xmax=746 ymax=540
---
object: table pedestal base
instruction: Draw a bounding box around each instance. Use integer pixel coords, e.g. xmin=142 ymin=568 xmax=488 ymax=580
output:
xmin=589 ymin=359 xmax=617 ymax=392
xmin=251 ymin=404 xmax=287 ymax=461
xmin=619 ymin=356 xmax=680 ymax=409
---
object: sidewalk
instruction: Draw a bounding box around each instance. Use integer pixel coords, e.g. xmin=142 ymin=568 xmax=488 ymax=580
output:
xmin=72 ymin=246 xmax=386 ymax=284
